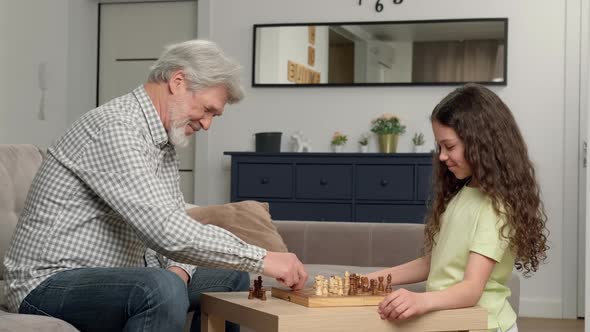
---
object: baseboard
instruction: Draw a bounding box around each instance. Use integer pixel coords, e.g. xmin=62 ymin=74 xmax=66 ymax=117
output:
xmin=518 ymin=297 xmax=563 ymax=318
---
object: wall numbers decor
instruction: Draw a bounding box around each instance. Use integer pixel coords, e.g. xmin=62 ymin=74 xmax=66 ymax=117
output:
xmin=358 ymin=0 xmax=404 ymax=13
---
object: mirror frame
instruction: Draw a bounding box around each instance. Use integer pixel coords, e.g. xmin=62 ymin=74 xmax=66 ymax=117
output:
xmin=252 ymin=18 xmax=508 ymax=87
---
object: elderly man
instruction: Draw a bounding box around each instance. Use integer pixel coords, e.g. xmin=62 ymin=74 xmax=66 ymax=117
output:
xmin=4 ymin=40 xmax=307 ymax=332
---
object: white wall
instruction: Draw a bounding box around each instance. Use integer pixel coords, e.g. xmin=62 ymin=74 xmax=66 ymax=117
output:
xmin=198 ymin=0 xmax=572 ymax=318
xmin=0 ymin=1 xmax=69 ymax=148
xmin=0 ymin=0 xmax=98 ymax=148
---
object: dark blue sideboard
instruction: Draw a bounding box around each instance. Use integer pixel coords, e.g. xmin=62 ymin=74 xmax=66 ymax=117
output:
xmin=224 ymin=152 xmax=433 ymax=223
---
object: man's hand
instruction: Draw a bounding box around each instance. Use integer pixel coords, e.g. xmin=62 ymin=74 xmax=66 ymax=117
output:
xmin=378 ymin=288 xmax=430 ymax=320
xmin=262 ymin=251 xmax=308 ymax=290
xmin=168 ymin=266 xmax=189 ymax=284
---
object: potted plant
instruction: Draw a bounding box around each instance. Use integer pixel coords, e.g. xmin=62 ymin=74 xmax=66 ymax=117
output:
xmin=370 ymin=113 xmax=406 ymax=153
xmin=358 ymin=133 xmax=369 ymax=153
xmin=330 ymin=131 xmax=347 ymax=152
xmin=411 ymin=132 xmax=426 ymax=153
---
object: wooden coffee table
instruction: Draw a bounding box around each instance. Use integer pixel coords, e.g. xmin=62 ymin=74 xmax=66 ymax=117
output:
xmin=200 ymin=291 xmax=488 ymax=332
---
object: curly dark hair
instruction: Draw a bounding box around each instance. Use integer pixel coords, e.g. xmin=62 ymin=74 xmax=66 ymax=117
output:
xmin=424 ymin=83 xmax=549 ymax=277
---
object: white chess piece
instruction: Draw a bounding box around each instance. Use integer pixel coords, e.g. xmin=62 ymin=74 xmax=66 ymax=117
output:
xmin=315 ymin=280 xmax=323 ymax=296
xmin=314 ymin=275 xmax=324 ymax=296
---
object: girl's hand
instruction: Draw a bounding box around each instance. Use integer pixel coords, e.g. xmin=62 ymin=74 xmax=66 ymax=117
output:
xmin=377 ymin=288 xmax=430 ymax=320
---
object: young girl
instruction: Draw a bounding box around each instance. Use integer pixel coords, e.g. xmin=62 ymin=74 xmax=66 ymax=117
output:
xmin=366 ymin=83 xmax=548 ymax=332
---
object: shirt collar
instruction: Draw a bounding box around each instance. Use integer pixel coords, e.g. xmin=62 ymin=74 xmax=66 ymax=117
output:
xmin=133 ymin=85 xmax=169 ymax=147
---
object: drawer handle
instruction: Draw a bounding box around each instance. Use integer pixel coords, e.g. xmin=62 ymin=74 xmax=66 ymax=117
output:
xmin=260 ymin=177 xmax=270 ymax=184
xmin=319 ymin=178 xmax=328 ymax=186
xmin=380 ymin=179 xmax=389 ymax=187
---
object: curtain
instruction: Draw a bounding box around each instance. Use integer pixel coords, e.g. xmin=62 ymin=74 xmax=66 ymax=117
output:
xmin=412 ymin=39 xmax=504 ymax=82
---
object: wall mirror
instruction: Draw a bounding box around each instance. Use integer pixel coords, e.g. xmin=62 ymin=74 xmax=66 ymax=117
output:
xmin=253 ymin=18 xmax=507 ymax=87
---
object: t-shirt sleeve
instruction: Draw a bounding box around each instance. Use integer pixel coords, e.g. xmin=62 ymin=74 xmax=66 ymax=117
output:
xmin=469 ymin=201 xmax=512 ymax=262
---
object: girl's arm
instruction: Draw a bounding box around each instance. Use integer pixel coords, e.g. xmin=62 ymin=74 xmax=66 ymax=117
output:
xmin=378 ymin=252 xmax=495 ymax=320
xmin=366 ymin=255 xmax=431 ymax=286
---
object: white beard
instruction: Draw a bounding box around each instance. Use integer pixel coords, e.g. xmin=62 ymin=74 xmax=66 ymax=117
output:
xmin=168 ymin=119 xmax=190 ymax=147
xmin=167 ymin=100 xmax=191 ymax=148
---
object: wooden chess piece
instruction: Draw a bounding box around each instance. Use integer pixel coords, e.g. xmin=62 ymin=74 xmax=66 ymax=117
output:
xmin=361 ymin=276 xmax=369 ymax=293
xmin=370 ymin=279 xmax=377 ymax=295
xmin=344 ymin=271 xmax=350 ymax=295
xmin=386 ymin=274 xmax=392 ymax=292
xmin=378 ymin=276 xmax=384 ymax=292
xmin=386 ymin=284 xmax=393 ymax=293
xmin=261 ymin=287 xmax=267 ymax=301
xmin=248 ymin=286 xmax=254 ymax=299
xmin=256 ymin=276 xmax=264 ymax=299
xmin=315 ymin=278 xmax=323 ymax=296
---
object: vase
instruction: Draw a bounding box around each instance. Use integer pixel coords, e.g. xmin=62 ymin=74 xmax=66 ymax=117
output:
xmin=378 ymin=134 xmax=398 ymax=153
xmin=332 ymin=145 xmax=344 ymax=153
xmin=359 ymin=145 xmax=369 ymax=153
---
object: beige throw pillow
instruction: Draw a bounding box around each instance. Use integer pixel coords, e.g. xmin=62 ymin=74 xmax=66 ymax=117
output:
xmin=186 ymin=200 xmax=288 ymax=252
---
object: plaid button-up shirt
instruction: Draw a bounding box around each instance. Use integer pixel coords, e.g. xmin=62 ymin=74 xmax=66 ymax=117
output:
xmin=3 ymin=86 xmax=266 ymax=313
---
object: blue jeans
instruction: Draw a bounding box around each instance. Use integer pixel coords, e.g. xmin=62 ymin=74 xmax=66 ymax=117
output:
xmin=19 ymin=267 xmax=250 ymax=332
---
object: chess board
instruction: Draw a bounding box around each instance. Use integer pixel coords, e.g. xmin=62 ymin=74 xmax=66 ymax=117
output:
xmin=271 ymin=287 xmax=387 ymax=308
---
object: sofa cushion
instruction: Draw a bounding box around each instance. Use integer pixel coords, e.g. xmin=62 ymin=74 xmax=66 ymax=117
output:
xmin=187 ymin=201 xmax=288 ymax=252
xmin=370 ymin=223 xmax=424 ymax=267
xmin=0 ymin=145 xmax=44 ymax=281
xmin=273 ymin=221 xmax=425 ymax=267
xmin=0 ymin=311 xmax=80 ymax=332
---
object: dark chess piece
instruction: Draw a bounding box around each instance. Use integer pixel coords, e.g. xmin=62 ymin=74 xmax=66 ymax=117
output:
xmin=378 ymin=276 xmax=384 ymax=292
xmin=370 ymin=279 xmax=377 ymax=295
xmin=361 ymin=277 xmax=369 ymax=293
xmin=249 ymin=275 xmax=267 ymax=300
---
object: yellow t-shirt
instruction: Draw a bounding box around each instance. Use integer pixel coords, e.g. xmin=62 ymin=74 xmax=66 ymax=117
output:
xmin=426 ymin=185 xmax=517 ymax=332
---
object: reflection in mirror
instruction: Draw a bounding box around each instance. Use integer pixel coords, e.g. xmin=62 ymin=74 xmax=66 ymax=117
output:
xmin=253 ymin=19 xmax=507 ymax=86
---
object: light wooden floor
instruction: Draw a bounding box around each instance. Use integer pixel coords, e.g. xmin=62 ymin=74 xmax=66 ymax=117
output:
xmin=517 ymin=317 xmax=584 ymax=332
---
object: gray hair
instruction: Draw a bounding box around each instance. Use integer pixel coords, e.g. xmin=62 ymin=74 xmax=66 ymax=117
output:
xmin=148 ymin=40 xmax=244 ymax=103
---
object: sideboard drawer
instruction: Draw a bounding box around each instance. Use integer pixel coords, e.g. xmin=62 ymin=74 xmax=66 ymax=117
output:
xmin=296 ymin=165 xmax=352 ymax=199
xmin=356 ymin=204 xmax=426 ymax=223
xmin=270 ymin=202 xmax=352 ymax=221
xmin=356 ymin=165 xmax=414 ymax=200
xmin=237 ymin=163 xmax=292 ymax=198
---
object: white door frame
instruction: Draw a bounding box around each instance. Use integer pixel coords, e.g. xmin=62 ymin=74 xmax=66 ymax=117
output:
xmin=562 ymin=0 xmax=588 ymax=318
xmin=564 ymin=0 xmax=583 ymax=319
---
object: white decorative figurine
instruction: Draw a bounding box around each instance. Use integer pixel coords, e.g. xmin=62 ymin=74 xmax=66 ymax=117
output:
xmin=291 ymin=131 xmax=312 ymax=152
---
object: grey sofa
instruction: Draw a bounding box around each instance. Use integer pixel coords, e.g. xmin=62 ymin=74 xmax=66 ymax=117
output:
xmin=0 ymin=144 xmax=519 ymax=332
